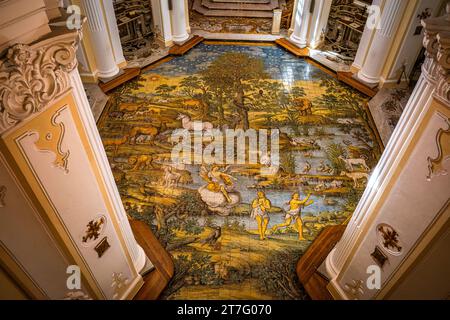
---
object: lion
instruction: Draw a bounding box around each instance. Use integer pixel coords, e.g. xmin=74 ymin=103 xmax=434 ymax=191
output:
xmin=293 ymin=98 xmax=313 ymax=116
xmin=129 ymin=126 xmax=159 ymax=144
xmin=128 ymin=155 xmax=153 ymax=170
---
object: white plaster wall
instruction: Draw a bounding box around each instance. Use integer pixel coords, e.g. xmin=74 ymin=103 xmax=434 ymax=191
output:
xmin=338 ymin=110 xmax=450 ymax=299
xmin=387 ymin=224 xmax=450 ymax=300
xmin=0 ymin=156 xmax=77 ymax=299
xmin=385 ymin=0 xmax=443 ymax=82
xmin=14 ymin=104 xmax=136 ymax=299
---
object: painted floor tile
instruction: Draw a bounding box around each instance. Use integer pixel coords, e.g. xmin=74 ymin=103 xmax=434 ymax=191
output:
xmin=98 ymin=42 xmax=382 ymax=300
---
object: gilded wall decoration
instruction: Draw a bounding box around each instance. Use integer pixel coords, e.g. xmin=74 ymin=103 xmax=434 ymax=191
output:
xmin=371 ymin=245 xmax=389 ymax=268
xmin=0 ymin=185 xmax=6 ymax=207
xmin=0 ymin=33 xmax=80 ymax=133
xmin=94 ymin=236 xmax=110 ymax=258
xmin=377 ymin=224 xmax=402 ymax=255
xmin=427 ymin=117 xmax=450 ymax=181
xmin=344 ymin=279 xmax=365 ymax=300
xmin=82 ymin=216 xmax=106 ymax=244
xmin=34 ymin=108 xmax=70 ymax=172
xmin=111 ymin=272 xmax=129 ymax=300
xmin=63 ymin=290 xmax=92 ymax=300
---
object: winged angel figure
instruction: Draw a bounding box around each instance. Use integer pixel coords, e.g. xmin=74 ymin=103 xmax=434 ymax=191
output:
xmin=198 ymin=165 xmax=241 ymax=216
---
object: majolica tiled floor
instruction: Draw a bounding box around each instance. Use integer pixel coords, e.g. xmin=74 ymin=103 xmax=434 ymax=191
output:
xmin=98 ymin=42 xmax=382 ymax=299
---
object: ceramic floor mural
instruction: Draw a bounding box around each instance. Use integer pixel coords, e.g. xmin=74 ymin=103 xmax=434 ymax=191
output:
xmin=98 ymin=42 xmax=382 ymax=300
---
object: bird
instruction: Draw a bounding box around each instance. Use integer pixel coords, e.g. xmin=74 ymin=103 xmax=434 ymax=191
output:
xmin=200 ymin=226 xmax=222 ymax=246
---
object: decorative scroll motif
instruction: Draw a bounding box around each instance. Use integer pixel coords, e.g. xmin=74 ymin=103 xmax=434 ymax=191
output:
xmin=0 ymin=185 xmax=6 ymax=207
xmin=0 ymin=34 xmax=80 ymax=133
xmin=344 ymin=279 xmax=364 ymax=300
xmin=82 ymin=216 xmax=106 ymax=243
xmin=111 ymin=272 xmax=129 ymax=300
xmin=34 ymin=108 xmax=70 ymax=173
xmin=64 ymin=290 xmax=92 ymax=300
xmin=94 ymin=236 xmax=110 ymax=258
xmin=427 ymin=117 xmax=450 ymax=180
xmin=377 ymin=224 xmax=402 ymax=255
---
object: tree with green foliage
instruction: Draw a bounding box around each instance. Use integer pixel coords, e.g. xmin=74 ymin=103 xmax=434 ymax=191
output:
xmin=179 ymin=75 xmax=212 ymax=116
xmin=155 ymin=84 xmax=177 ymax=97
xmin=318 ymin=78 xmax=381 ymax=158
xmin=200 ymin=52 xmax=269 ymax=129
xmin=325 ymin=143 xmax=347 ymax=174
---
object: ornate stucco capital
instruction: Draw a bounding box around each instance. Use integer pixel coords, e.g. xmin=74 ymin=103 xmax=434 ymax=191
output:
xmin=0 ymin=28 xmax=82 ymax=134
xmin=421 ymin=3 xmax=450 ymax=86
xmin=435 ymin=31 xmax=450 ymax=104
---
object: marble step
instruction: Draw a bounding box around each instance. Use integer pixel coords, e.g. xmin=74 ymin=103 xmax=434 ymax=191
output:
xmin=201 ymin=0 xmax=281 ymax=11
xmin=169 ymin=35 xmax=204 ymax=55
xmin=275 ymin=38 xmax=309 ymax=57
xmin=193 ymin=0 xmax=275 ymax=17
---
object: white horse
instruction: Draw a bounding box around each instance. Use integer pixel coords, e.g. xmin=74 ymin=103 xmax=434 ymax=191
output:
xmin=338 ymin=156 xmax=370 ymax=171
xmin=340 ymin=171 xmax=369 ymax=188
xmin=177 ymin=113 xmax=213 ymax=131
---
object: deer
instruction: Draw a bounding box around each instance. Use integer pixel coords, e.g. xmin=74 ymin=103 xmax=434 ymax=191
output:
xmin=102 ymin=136 xmax=128 ymax=155
xmin=340 ymin=171 xmax=369 ymax=188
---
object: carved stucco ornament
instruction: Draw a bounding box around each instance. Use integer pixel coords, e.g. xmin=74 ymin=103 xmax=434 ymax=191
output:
xmin=0 ymin=31 xmax=80 ymax=133
xmin=435 ymin=31 xmax=450 ymax=104
xmin=111 ymin=272 xmax=129 ymax=300
xmin=422 ymin=4 xmax=450 ymax=103
xmin=344 ymin=279 xmax=365 ymax=300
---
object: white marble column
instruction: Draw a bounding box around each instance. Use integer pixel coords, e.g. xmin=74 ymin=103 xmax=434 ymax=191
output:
xmin=323 ymin=7 xmax=450 ymax=300
xmin=352 ymin=0 xmax=385 ymax=71
xmin=151 ymin=0 xmax=173 ymax=47
xmin=290 ymin=0 xmax=312 ymax=48
xmin=69 ymin=68 xmax=151 ymax=276
xmin=81 ymin=0 xmax=119 ymax=78
xmin=309 ymin=0 xmax=332 ymax=48
xmin=102 ymin=0 xmax=126 ymax=67
xmin=272 ymin=9 xmax=282 ymax=35
xmin=170 ymin=0 xmax=189 ymax=43
xmin=357 ymin=0 xmax=406 ymax=84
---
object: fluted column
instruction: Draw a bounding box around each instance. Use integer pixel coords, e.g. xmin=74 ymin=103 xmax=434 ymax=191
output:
xmin=357 ymin=0 xmax=406 ymax=84
xmin=170 ymin=0 xmax=189 ymax=43
xmin=323 ymin=6 xmax=450 ymax=300
xmin=290 ymin=0 xmax=312 ymax=48
xmin=81 ymin=0 xmax=119 ymax=78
